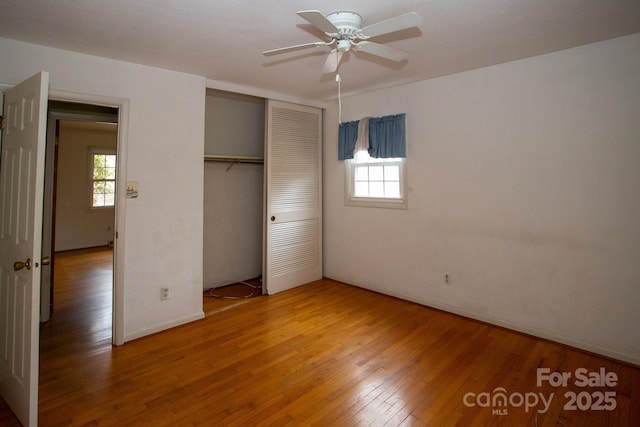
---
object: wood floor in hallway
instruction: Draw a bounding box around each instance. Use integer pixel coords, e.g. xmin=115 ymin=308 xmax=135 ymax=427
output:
xmin=1 ymin=246 xmax=638 ymax=426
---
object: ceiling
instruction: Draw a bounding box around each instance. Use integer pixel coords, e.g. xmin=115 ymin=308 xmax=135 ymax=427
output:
xmin=1 ymin=0 xmax=639 ymax=101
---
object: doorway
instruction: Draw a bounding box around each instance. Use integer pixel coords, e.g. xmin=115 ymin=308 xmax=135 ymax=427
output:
xmin=41 ymin=101 xmax=118 ymax=345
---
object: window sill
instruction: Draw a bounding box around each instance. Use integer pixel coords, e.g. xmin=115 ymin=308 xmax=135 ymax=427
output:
xmin=345 ymin=196 xmax=408 ymax=210
xmin=90 ymin=206 xmax=115 ymax=212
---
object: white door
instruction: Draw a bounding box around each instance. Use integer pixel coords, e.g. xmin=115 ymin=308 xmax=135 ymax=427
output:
xmin=264 ymin=100 xmax=322 ymax=294
xmin=0 ymin=71 xmax=49 ymax=427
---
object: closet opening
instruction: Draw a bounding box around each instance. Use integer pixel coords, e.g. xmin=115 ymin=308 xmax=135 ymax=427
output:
xmin=203 ymin=89 xmax=265 ymax=300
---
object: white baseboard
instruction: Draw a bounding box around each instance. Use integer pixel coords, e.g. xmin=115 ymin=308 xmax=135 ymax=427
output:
xmin=124 ymin=311 xmax=205 ymax=342
xmin=325 ymin=275 xmax=640 ymax=367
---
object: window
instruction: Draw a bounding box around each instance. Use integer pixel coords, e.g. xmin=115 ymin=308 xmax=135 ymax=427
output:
xmin=345 ymin=150 xmax=408 ymax=209
xmin=339 ymin=113 xmax=408 ymax=209
xmin=91 ymin=149 xmax=116 ymax=208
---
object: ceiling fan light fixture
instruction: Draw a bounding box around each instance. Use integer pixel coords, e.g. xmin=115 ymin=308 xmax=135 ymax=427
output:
xmin=337 ymin=39 xmax=352 ymax=52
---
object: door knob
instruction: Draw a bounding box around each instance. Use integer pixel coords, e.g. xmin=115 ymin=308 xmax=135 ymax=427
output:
xmin=13 ymin=258 xmax=31 ymax=271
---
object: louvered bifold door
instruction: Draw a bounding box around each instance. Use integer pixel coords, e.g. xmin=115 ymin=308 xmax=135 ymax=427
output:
xmin=264 ymin=100 xmax=322 ymax=295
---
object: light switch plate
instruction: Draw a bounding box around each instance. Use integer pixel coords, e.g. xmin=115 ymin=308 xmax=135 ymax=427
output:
xmin=126 ymin=181 xmax=139 ymax=198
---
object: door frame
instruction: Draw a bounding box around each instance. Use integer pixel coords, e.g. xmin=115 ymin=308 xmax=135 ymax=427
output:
xmin=41 ymin=108 xmax=118 ymax=325
xmin=49 ymin=89 xmax=128 ymax=346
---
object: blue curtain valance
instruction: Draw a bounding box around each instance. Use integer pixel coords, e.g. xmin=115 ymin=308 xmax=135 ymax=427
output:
xmin=338 ymin=113 xmax=406 ymax=160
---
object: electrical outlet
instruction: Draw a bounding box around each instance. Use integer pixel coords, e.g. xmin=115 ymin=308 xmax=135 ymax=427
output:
xmin=160 ymin=287 xmax=169 ymax=300
xmin=444 ymin=273 xmax=451 ymax=286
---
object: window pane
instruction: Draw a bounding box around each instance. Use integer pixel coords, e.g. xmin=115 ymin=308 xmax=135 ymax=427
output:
xmin=94 ymin=166 xmax=105 ymax=179
xmin=94 ymin=181 xmax=106 ymax=193
xmin=353 ymin=150 xmax=382 ymax=163
xmin=94 ymin=194 xmax=105 ymax=207
xmin=385 ymin=182 xmax=400 ymax=198
xmin=369 ymin=182 xmax=384 ymax=197
xmin=104 ymin=167 xmax=116 ymax=179
xmin=369 ymin=165 xmax=384 ymax=181
xmin=105 ymin=193 xmax=115 ymax=206
xmin=354 ymin=150 xmax=399 ymax=164
xmin=104 ymin=181 xmax=115 ymax=194
xmin=94 ymin=155 xmax=105 ymax=176
xmin=353 ymin=150 xmax=370 ymax=163
xmin=355 ymin=166 xmax=368 ymax=181
xmin=384 ymin=165 xmax=400 ymax=181
xmin=355 ymin=182 xmax=369 ymax=197
xmin=105 ymin=155 xmax=116 ymax=168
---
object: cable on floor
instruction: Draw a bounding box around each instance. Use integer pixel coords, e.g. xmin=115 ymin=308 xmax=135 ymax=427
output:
xmin=205 ymin=278 xmax=262 ymax=300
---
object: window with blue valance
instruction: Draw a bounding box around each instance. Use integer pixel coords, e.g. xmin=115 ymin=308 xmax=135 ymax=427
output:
xmin=338 ymin=113 xmax=406 ymax=160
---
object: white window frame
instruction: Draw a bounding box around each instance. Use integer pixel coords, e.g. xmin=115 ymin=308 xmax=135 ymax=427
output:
xmin=89 ymin=147 xmax=117 ymax=210
xmin=344 ymin=150 xmax=408 ymax=209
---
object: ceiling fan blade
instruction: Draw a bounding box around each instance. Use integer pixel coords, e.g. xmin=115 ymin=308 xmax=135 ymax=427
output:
xmin=263 ymin=41 xmax=329 ymax=56
xmin=354 ymin=41 xmax=409 ymax=62
xmin=297 ymin=10 xmax=340 ymax=35
xmin=322 ymin=49 xmax=344 ymax=74
xmin=359 ymin=12 xmax=423 ymax=39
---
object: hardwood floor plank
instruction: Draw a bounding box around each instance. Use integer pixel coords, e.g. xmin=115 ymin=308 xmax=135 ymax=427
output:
xmin=0 ymin=247 xmax=638 ymax=426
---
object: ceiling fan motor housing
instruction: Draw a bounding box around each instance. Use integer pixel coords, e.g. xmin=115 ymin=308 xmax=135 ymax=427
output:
xmin=326 ymin=11 xmax=362 ymax=36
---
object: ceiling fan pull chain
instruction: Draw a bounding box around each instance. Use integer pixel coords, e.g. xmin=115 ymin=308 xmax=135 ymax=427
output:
xmin=336 ymin=72 xmax=342 ymax=124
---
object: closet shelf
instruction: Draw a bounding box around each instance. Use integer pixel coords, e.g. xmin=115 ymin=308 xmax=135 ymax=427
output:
xmin=204 ymin=155 xmax=264 ymax=164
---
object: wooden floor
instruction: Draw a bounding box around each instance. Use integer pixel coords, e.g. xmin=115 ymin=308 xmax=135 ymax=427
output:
xmin=1 ymin=247 xmax=638 ymax=426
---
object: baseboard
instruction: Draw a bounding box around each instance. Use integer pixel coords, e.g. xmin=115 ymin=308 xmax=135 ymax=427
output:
xmin=124 ymin=311 xmax=205 ymax=342
xmin=324 ymin=275 xmax=640 ymax=367
xmin=55 ymin=244 xmax=112 ymax=254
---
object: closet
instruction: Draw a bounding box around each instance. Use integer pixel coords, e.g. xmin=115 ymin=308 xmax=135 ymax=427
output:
xmin=203 ymin=90 xmax=323 ymax=295
xmin=203 ymin=90 xmax=265 ymax=290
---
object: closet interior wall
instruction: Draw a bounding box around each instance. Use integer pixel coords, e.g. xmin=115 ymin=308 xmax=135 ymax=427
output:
xmin=203 ymin=90 xmax=265 ymax=289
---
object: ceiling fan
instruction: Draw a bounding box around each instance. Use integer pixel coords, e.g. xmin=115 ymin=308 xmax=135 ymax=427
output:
xmin=263 ymin=10 xmax=423 ymax=74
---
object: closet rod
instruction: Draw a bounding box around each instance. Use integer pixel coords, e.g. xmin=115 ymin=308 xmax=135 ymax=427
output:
xmin=204 ymin=155 xmax=264 ymax=164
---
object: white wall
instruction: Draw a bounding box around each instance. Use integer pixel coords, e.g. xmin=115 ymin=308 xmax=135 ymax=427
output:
xmin=323 ymin=34 xmax=640 ymax=365
xmin=55 ymin=121 xmax=117 ymax=251
xmin=204 ymin=92 xmax=265 ymax=157
xmin=0 ymin=38 xmax=206 ymax=341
